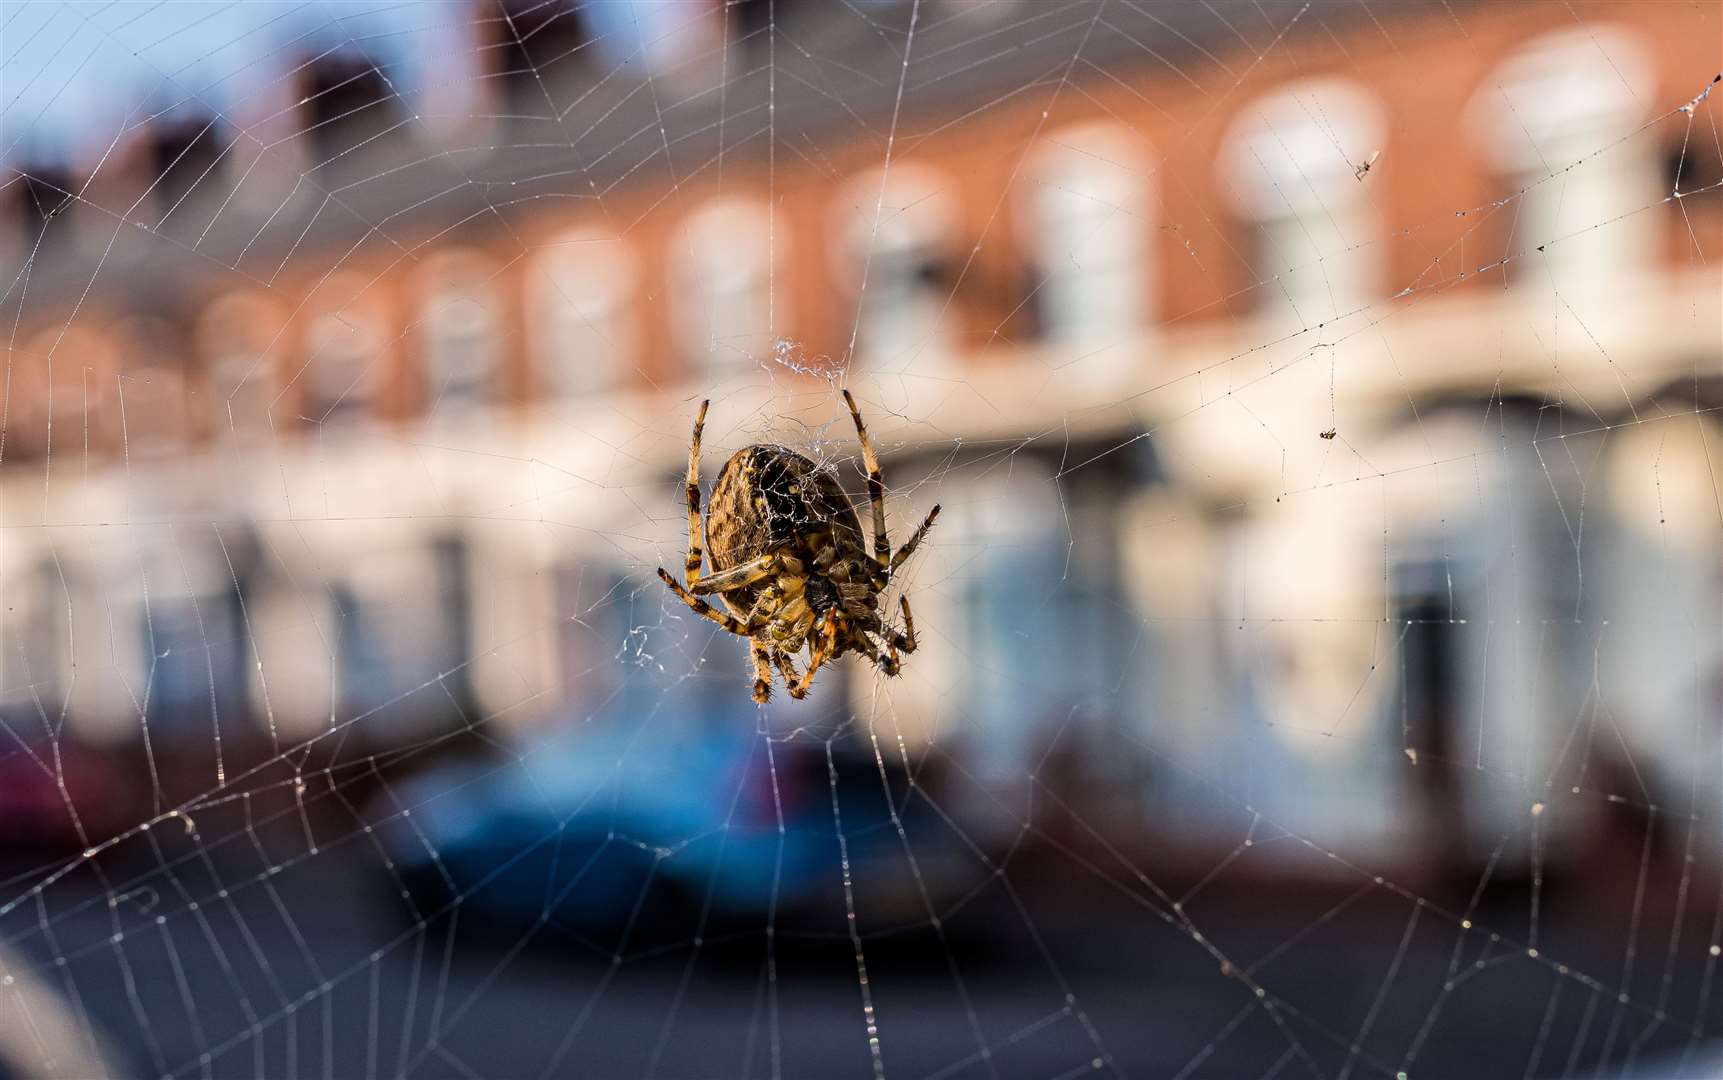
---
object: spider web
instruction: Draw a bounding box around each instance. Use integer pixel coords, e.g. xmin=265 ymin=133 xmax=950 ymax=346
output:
xmin=1 ymin=1 xmax=1722 ymax=1077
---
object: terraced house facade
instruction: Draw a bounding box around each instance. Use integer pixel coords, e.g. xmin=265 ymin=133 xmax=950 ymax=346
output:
xmin=1 ymin=0 xmax=1719 ymax=868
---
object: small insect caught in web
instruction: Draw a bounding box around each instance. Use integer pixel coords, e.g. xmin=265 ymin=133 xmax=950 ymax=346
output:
xmin=1319 ymin=428 xmax=1337 ymax=440
xmin=1353 ymin=150 xmax=1381 ymax=180
xmin=657 ymin=392 xmax=940 ymax=705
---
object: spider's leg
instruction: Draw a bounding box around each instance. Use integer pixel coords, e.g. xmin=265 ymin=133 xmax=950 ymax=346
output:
xmin=788 ymin=610 xmax=840 ymax=699
xmin=684 ymin=400 xmax=711 ymax=589
xmin=692 ymin=551 xmax=784 ymax=596
xmin=842 ymin=389 xmax=891 ymax=566
xmin=890 ymin=596 xmax=918 ymax=654
xmin=856 ymin=629 xmax=900 ymax=676
xmin=772 ymin=598 xmax=811 ymax=641
xmin=877 ymin=643 xmax=901 ymax=677
xmin=887 ymin=505 xmax=941 ymax=576
xmin=749 ymin=641 xmax=773 ymax=704
xmin=733 ymin=595 xmax=782 ymax=702
xmin=657 ymin=568 xmax=751 ymax=636
xmin=740 ymin=588 xmax=787 ymax=634
xmin=772 ymin=648 xmax=801 ymax=687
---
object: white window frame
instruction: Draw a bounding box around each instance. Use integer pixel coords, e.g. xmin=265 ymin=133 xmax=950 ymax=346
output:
xmin=1472 ymin=25 xmax=1656 ymax=306
xmin=305 ymin=275 xmax=386 ymax=423
xmin=117 ymin=315 xmax=191 ymax=458
xmin=1021 ymin=123 xmax=1153 ymax=345
xmin=198 ymin=293 xmax=282 ymax=444
xmin=531 ymin=226 xmax=638 ymax=397
xmin=834 ymin=164 xmax=955 ymax=371
xmin=671 ymin=196 xmax=783 ymax=378
xmin=1221 ymin=78 xmax=1385 ymax=329
xmin=417 ymin=250 xmax=499 ymax=418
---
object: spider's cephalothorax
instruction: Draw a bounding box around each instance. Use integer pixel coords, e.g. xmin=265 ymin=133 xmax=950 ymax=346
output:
xmin=657 ymin=392 xmax=940 ymax=704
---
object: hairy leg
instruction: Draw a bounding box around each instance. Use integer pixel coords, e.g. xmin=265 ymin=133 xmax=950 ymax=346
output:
xmin=842 ymin=390 xmax=891 ymax=566
xmin=749 ymin=641 xmax=773 ymax=704
xmin=888 ymin=505 xmax=940 ymax=575
xmin=683 ymin=400 xmax=710 ymax=587
xmin=692 ymin=551 xmax=785 ymax=596
xmin=657 ymin=568 xmax=750 ymax=635
xmin=890 ymin=596 xmax=918 ymax=653
xmin=788 ymin=610 xmax=840 ymax=699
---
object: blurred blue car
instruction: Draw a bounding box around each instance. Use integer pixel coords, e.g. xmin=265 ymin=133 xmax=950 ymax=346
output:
xmin=368 ymin=716 xmax=977 ymax=947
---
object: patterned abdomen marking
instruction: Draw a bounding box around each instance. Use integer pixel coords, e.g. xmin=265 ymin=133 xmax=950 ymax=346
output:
xmin=706 ymin=446 xmax=865 ymax=609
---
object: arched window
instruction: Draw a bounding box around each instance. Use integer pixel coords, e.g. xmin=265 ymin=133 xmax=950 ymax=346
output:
xmin=415 ymin=249 xmax=499 ymax=417
xmin=531 ymin=226 xmax=638 ymax=396
xmin=834 ymin=164 xmax=955 ymax=371
xmin=197 ymin=292 xmax=286 ymax=443
xmin=1221 ymin=78 xmax=1384 ymax=327
xmin=116 ymin=315 xmax=193 ymax=458
xmin=1021 ymin=124 xmax=1152 ymax=344
xmin=671 ymin=196 xmax=783 ymax=377
xmin=1473 ymin=26 xmax=1656 ymax=303
xmin=15 ymin=325 xmax=117 ymax=456
xmin=303 ymin=272 xmax=387 ymax=423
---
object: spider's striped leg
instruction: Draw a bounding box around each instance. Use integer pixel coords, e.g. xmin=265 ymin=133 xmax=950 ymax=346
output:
xmin=857 ymin=630 xmax=901 ymax=676
xmin=772 ymin=598 xmax=812 ymax=641
xmin=749 ymin=641 xmax=774 ymax=704
xmin=864 ymin=597 xmax=920 ymax=677
xmin=657 ymin=569 xmax=751 ymax=636
xmin=788 ymin=610 xmax=840 ymax=699
xmin=739 ymin=587 xmax=788 ymax=634
xmin=772 ymin=648 xmax=801 ymax=687
xmin=842 ymin=389 xmax=891 ymax=566
xmin=683 ymin=399 xmax=711 ymax=589
xmin=887 ymin=505 xmax=940 ymax=575
xmin=692 ymin=551 xmax=784 ymax=596
xmin=890 ymin=596 xmax=918 ymax=654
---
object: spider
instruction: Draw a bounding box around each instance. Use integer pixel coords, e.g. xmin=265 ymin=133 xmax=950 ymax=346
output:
xmin=656 ymin=392 xmax=940 ymax=704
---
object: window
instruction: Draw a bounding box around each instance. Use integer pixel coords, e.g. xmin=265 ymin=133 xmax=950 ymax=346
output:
xmin=556 ymin=565 xmax=653 ymax=723
xmin=304 ymin=273 xmax=386 ymax=423
xmin=671 ymin=197 xmax=782 ymax=377
xmin=835 ymin=164 xmax=954 ymax=370
xmin=1022 ymin=124 xmax=1151 ymax=344
xmin=416 ymin=249 xmax=499 ymax=417
xmin=144 ymin=588 xmax=247 ymax=739
xmin=15 ymin=326 xmax=117 ymax=458
xmin=1221 ymin=78 xmax=1384 ymax=327
xmin=531 ymin=227 xmax=637 ymax=396
xmin=0 ymin=560 xmax=68 ymax=721
xmin=115 ymin=316 xmax=195 ymax=457
xmin=334 ymin=538 xmax=471 ymax=741
xmin=197 ymin=293 xmax=285 ymax=443
xmin=1597 ymin=414 xmax=1723 ymax=802
xmin=1474 ymin=26 xmax=1656 ymax=301
xmin=957 ymin=457 xmax=1075 ymax=783
xmin=119 ymin=370 xmax=192 ymax=458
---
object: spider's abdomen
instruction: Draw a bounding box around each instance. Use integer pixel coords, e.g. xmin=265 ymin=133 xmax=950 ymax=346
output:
xmin=706 ymin=445 xmax=865 ymax=587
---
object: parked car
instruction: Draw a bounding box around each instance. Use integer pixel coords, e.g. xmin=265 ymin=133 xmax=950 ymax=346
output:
xmin=367 ymin=715 xmax=981 ymax=950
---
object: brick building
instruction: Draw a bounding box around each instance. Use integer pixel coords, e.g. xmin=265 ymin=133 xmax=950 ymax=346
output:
xmin=0 ymin=0 xmax=1719 ymax=865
